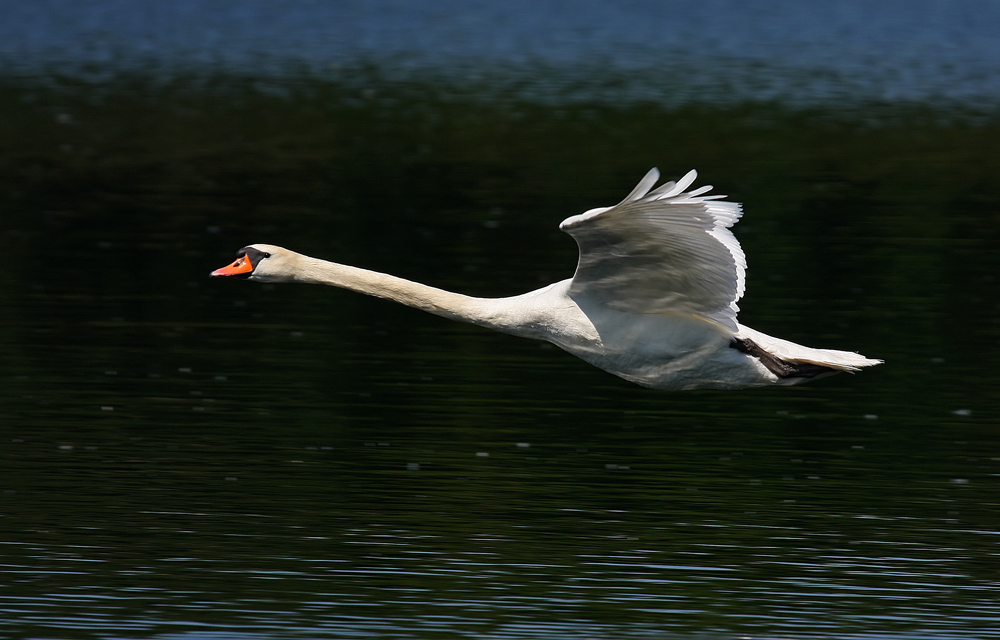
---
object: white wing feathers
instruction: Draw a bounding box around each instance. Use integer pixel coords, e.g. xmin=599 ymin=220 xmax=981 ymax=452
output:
xmin=559 ymin=169 xmax=747 ymax=332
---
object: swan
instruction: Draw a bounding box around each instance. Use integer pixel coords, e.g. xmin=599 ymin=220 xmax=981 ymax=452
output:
xmin=211 ymin=169 xmax=881 ymax=390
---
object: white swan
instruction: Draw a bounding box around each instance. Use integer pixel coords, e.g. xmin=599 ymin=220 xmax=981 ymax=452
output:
xmin=211 ymin=169 xmax=881 ymax=390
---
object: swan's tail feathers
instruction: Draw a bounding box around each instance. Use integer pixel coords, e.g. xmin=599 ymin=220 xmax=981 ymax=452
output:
xmin=785 ymin=351 xmax=883 ymax=374
xmin=734 ymin=328 xmax=882 ymax=378
xmin=780 ymin=348 xmax=884 ymax=374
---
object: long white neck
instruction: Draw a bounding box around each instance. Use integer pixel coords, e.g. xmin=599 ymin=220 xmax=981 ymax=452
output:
xmin=279 ymin=254 xmax=512 ymax=330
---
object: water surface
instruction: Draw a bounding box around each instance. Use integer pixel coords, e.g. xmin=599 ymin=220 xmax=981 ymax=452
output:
xmin=3 ymin=0 xmax=1000 ymax=104
xmin=2 ymin=3 xmax=1000 ymax=638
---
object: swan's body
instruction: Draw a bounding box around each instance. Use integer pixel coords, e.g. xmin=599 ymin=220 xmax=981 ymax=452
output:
xmin=211 ymin=169 xmax=881 ymax=390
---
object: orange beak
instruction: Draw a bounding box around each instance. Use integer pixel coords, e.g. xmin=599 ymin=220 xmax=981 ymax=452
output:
xmin=211 ymin=254 xmax=255 ymax=277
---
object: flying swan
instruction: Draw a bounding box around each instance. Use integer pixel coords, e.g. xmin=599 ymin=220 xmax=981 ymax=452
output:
xmin=211 ymin=169 xmax=881 ymax=390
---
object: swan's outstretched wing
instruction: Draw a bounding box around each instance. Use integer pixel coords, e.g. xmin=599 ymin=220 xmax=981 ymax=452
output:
xmin=559 ymin=169 xmax=746 ymax=332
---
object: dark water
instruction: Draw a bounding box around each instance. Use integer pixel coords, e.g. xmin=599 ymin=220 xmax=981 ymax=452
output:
xmin=4 ymin=0 xmax=1000 ymax=105
xmin=3 ymin=3 xmax=1000 ymax=639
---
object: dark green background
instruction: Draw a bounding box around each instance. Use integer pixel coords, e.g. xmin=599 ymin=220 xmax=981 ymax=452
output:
xmin=1 ymin=74 xmax=999 ymax=638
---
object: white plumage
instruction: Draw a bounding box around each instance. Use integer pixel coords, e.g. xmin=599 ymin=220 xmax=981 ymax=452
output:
xmin=212 ymin=169 xmax=882 ymax=390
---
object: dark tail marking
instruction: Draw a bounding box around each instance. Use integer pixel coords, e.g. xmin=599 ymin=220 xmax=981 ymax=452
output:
xmin=730 ymin=337 xmax=841 ymax=379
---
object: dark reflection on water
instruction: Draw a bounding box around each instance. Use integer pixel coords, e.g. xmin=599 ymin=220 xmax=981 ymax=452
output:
xmin=1 ymin=76 xmax=1000 ymax=639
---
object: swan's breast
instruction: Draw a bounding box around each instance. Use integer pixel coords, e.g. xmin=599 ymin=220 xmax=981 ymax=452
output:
xmin=483 ymin=279 xmax=603 ymax=348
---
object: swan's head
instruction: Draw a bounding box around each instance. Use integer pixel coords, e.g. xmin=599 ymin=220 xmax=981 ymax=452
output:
xmin=210 ymin=244 xmax=301 ymax=282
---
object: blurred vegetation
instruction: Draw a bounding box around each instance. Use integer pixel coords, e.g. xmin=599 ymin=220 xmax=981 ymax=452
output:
xmin=4 ymin=72 xmax=1000 ymax=224
xmin=2 ymin=72 xmax=1000 ymax=638
xmin=1 ymin=70 xmax=997 ymax=443
xmin=3 ymin=71 xmax=999 ymax=245
xmin=2 ymin=71 xmax=998 ymax=357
